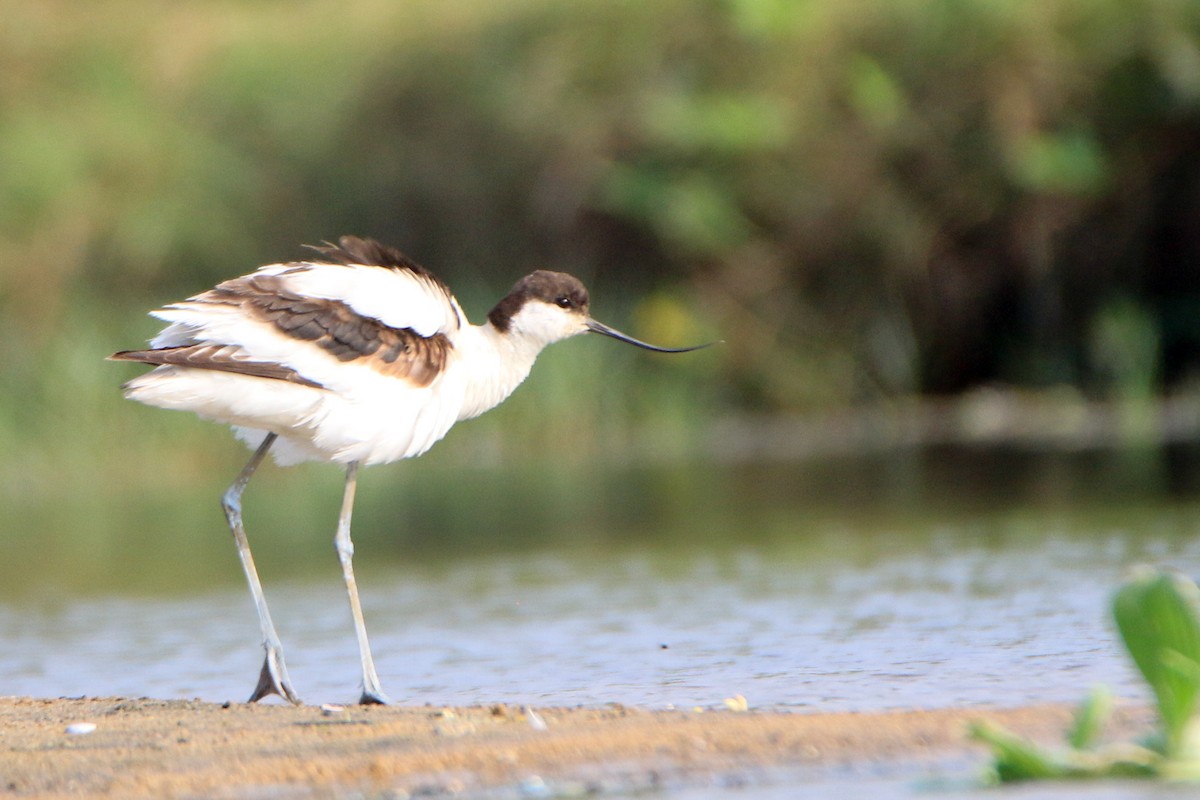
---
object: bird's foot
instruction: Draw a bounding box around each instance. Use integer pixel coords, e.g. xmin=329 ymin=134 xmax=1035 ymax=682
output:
xmin=358 ymin=688 xmax=391 ymax=705
xmin=248 ymin=647 xmax=301 ymax=705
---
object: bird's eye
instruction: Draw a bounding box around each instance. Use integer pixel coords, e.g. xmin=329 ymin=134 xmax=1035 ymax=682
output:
xmin=555 ymin=296 xmax=572 ymax=309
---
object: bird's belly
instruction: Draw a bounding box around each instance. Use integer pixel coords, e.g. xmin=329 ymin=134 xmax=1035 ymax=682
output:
xmin=123 ymin=367 xmax=324 ymax=434
xmin=124 ymin=365 xmax=464 ymax=467
xmin=306 ymin=395 xmax=460 ymax=466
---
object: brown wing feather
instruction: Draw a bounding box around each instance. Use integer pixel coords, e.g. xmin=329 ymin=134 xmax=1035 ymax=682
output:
xmin=109 ymin=345 xmax=325 ymax=388
xmin=200 ymin=272 xmax=452 ymax=386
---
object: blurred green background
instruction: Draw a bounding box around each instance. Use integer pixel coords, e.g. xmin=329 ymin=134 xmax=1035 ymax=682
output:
xmin=3 ymin=0 xmax=1200 ymax=596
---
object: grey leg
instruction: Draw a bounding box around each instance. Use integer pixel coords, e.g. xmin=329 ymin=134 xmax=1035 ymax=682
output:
xmin=334 ymin=462 xmax=390 ymax=705
xmin=221 ymin=432 xmax=301 ymax=705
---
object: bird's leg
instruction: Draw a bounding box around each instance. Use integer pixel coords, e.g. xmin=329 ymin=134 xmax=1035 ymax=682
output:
xmin=221 ymin=432 xmax=301 ymax=706
xmin=334 ymin=461 xmax=390 ymax=705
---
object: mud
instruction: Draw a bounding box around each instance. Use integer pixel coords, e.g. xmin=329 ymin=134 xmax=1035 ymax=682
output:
xmin=0 ymin=696 xmax=1152 ymax=797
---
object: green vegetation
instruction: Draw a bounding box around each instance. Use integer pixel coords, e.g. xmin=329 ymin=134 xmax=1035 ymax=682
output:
xmin=2 ymin=1 xmax=1199 ymax=584
xmin=971 ymin=566 xmax=1200 ymax=782
xmin=4 ymin=0 xmax=1200 ymax=406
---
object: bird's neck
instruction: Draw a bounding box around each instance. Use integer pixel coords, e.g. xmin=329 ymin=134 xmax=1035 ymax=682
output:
xmin=456 ymin=322 xmax=545 ymax=421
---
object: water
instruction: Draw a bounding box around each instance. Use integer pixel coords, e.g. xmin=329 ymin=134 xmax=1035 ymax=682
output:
xmin=5 ymin=446 xmax=1200 ymax=796
xmin=2 ymin=502 xmax=1196 ymax=709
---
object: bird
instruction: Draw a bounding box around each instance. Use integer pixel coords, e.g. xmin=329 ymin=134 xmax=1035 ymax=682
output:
xmin=110 ymin=235 xmax=710 ymax=706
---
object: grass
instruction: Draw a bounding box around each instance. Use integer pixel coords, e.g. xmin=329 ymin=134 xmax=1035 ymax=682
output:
xmin=971 ymin=566 xmax=1200 ymax=782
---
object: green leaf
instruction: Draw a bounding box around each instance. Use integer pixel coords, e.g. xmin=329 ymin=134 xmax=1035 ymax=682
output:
xmin=1113 ymin=567 xmax=1200 ymax=758
xmin=970 ymin=720 xmax=1070 ymax=782
xmin=972 ymin=719 xmax=1162 ymax=783
xmin=1068 ymin=685 xmax=1113 ymax=750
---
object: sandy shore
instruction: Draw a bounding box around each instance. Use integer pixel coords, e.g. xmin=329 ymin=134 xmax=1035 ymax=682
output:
xmin=0 ymin=697 xmax=1152 ymax=797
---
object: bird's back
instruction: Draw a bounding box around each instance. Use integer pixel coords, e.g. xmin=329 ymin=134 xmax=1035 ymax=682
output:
xmin=114 ymin=238 xmax=474 ymax=466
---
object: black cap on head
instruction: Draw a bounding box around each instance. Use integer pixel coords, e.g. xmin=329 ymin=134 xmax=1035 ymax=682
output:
xmin=488 ymin=270 xmax=589 ymax=332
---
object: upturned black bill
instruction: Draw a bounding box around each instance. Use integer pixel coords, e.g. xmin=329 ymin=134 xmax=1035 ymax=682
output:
xmin=586 ymin=319 xmax=714 ymax=353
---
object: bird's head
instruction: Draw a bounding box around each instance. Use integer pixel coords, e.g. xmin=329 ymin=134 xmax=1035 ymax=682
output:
xmin=487 ymin=270 xmax=711 ymax=352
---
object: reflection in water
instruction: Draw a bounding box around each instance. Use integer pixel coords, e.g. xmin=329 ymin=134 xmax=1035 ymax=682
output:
xmin=3 ymin=446 xmax=1200 ymax=708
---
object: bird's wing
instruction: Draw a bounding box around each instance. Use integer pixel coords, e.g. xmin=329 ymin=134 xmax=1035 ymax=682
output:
xmin=144 ymin=240 xmax=462 ymax=389
xmin=276 ymin=236 xmax=465 ymax=337
xmin=110 ymin=344 xmax=324 ymax=388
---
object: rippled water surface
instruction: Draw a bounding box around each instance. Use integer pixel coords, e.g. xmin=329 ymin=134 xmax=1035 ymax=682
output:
xmin=4 ymin=501 xmax=1199 ymax=709
xmin=6 ymin=447 xmax=1200 ymax=797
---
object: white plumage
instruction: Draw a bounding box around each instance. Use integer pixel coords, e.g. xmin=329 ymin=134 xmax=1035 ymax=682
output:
xmin=111 ymin=236 xmax=708 ymax=705
xmin=129 ymin=257 xmax=472 ymax=465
